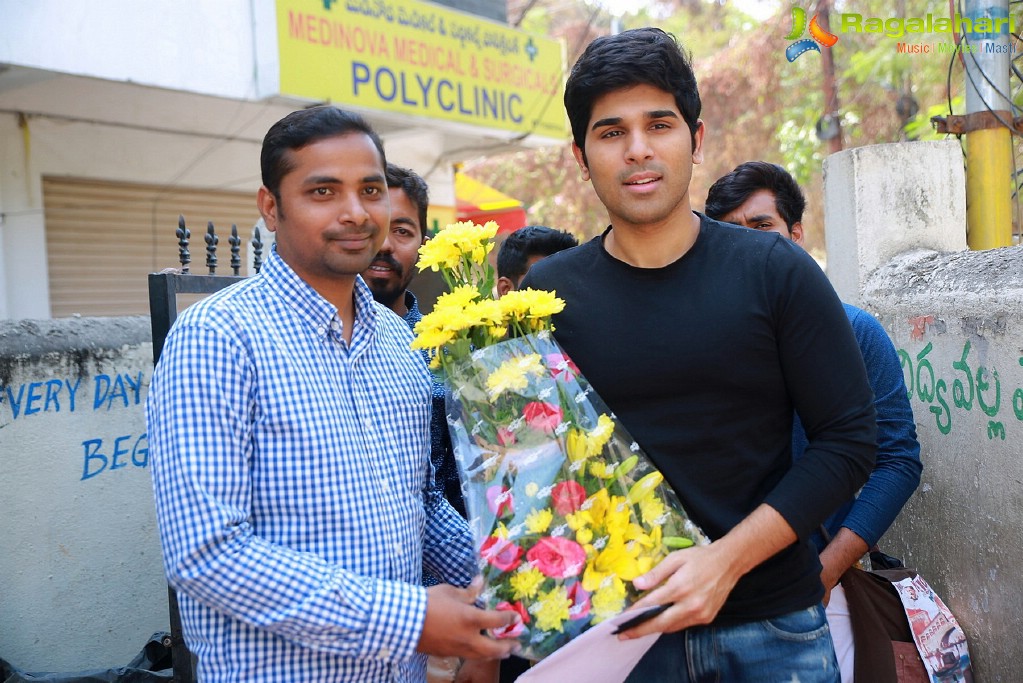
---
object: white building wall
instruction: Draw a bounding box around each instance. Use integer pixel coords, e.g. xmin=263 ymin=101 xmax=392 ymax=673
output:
xmin=0 ymin=0 xmax=269 ymax=99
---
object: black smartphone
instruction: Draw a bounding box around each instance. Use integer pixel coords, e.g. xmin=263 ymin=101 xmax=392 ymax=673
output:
xmin=611 ymin=603 xmax=673 ymax=635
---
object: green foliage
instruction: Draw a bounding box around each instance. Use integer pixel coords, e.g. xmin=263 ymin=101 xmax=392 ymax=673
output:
xmin=776 ymin=120 xmax=823 ymax=187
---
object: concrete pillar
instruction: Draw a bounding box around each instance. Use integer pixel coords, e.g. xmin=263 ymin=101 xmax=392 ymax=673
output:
xmin=822 ymin=140 xmax=967 ymax=305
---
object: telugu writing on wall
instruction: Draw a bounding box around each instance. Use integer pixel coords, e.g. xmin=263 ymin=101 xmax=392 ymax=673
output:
xmin=276 ymin=0 xmax=567 ymax=138
xmin=898 ymin=340 xmax=1023 ymax=441
xmin=0 ymin=371 xmax=148 ymax=481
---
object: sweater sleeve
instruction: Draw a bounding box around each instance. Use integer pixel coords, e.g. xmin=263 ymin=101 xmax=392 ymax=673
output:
xmin=837 ymin=307 xmax=922 ymax=547
xmin=760 ymin=244 xmax=878 ymax=540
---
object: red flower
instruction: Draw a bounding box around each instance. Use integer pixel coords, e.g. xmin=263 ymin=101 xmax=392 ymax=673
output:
xmin=546 ymin=353 xmax=580 ymax=381
xmin=526 ymin=536 xmax=587 ymax=579
xmin=497 ymin=426 xmax=518 ymax=446
xmin=487 ymin=485 xmax=514 ymax=517
xmin=550 ymin=481 xmax=587 ymax=516
xmin=492 ymin=600 xmax=529 ymax=639
xmin=566 ymin=582 xmax=591 ymax=620
xmin=480 ymin=536 xmax=524 ymax=572
xmin=522 ymin=401 xmax=563 ymax=434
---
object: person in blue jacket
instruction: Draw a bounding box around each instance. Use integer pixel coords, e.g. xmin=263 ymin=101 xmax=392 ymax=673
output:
xmin=705 ymin=160 xmax=923 ymax=683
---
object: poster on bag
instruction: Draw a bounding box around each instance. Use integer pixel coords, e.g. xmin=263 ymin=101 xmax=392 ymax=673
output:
xmin=891 ymin=575 xmax=973 ymax=682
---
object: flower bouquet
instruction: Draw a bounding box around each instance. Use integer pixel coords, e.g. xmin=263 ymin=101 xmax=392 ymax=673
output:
xmin=412 ymin=221 xmax=708 ymax=661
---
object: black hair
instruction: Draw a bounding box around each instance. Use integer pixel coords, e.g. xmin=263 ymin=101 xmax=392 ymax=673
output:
xmin=385 ymin=164 xmax=430 ymax=240
xmin=497 ymin=225 xmax=579 ymax=282
xmin=260 ymin=106 xmax=386 ymax=199
xmin=704 ymin=161 xmax=806 ymax=230
xmin=565 ymin=27 xmax=702 ymax=159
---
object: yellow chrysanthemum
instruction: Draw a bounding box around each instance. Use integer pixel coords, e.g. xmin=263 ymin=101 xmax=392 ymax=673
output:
xmin=433 ymin=284 xmax=481 ymax=311
xmin=589 ymin=460 xmax=615 ymax=479
xmin=417 ymin=235 xmax=463 ymax=272
xmin=639 ymin=496 xmax=667 ymax=526
xmin=498 ymin=288 xmax=566 ymax=331
xmin=590 ymin=577 xmax=627 ymax=623
xmin=409 ymin=325 xmax=457 ymax=352
xmin=567 ymin=415 xmax=617 ymax=462
xmin=525 ymin=508 xmax=554 ymax=534
xmin=532 ymin=586 xmax=572 ymax=632
xmin=417 ymin=221 xmax=498 ymax=271
xmin=587 ymin=414 xmax=615 ymax=453
xmin=485 ymin=353 xmax=544 ymax=399
xmin=463 ymin=298 xmax=504 ymax=328
xmin=509 ymin=566 xmax=546 ymax=601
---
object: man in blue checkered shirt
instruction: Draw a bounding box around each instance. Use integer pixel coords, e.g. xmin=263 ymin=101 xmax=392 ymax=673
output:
xmin=147 ymin=106 xmax=519 ymax=682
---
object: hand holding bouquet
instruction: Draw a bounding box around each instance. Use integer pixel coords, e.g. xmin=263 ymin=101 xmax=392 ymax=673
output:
xmin=412 ymin=221 xmax=708 ymax=660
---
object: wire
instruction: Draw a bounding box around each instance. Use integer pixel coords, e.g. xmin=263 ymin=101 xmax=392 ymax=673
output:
xmin=956 ymin=0 xmax=1022 ymax=129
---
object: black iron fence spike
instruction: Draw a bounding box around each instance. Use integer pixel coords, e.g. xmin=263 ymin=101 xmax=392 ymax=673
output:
xmin=252 ymin=226 xmax=263 ymax=274
xmin=176 ymin=215 xmax=191 ymax=273
xmin=205 ymin=221 xmax=218 ymax=274
xmin=230 ymin=224 xmax=241 ymax=276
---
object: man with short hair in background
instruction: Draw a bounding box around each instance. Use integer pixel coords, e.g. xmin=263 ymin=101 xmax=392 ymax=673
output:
xmin=495 ymin=225 xmax=579 ymax=297
xmin=705 ymin=160 xmax=922 ymax=683
xmin=363 ymin=163 xmax=467 ymax=525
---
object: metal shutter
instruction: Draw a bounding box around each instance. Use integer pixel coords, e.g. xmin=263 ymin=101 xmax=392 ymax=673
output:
xmin=44 ymin=177 xmax=258 ymax=317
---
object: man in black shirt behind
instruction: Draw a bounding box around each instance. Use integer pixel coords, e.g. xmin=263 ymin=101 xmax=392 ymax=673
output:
xmin=521 ymin=28 xmax=877 ymax=682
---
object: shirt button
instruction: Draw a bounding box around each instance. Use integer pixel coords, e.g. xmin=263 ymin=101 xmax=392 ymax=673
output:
xmin=392 ymin=542 xmax=403 ymax=556
xmin=317 ymin=326 xmax=326 ymax=336
xmin=379 ymin=647 xmax=391 ymax=659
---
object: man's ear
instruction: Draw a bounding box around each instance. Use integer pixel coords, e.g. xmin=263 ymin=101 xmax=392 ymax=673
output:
xmin=571 ymin=142 xmax=590 ymax=181
xmin=789 ymin=221 xmax=805 ymax=247
xmin=496 ymin=276 xmax=515 ymax=298
xmin=691 ymin=120 xmax=705 ymax=166
xmin=257 ymin=186 xmax=279 ymax=233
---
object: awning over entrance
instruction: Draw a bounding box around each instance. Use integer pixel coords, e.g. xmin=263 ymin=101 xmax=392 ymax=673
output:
xmin=455 ymin=172 xmax=527 ymax=235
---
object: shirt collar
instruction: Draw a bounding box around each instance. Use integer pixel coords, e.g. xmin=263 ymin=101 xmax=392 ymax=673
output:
xmin=262 ymin=247 xmax=379 ymax=340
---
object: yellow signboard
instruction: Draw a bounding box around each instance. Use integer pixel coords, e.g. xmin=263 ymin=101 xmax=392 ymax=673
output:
xmin=277 ymin=0 xmax=567 ymax=139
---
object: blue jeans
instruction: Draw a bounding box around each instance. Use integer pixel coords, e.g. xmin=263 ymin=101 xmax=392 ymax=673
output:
xmin=624 ymin=604 xmax=840 ymax=683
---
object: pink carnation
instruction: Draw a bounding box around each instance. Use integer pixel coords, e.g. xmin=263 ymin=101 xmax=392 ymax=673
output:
xmin=526 ymin=536 xmax=587 ymax=579
xmin=497 ymin=426 xmax=518 ymax=446
xmin=487 ymin=485 xmax=514 ymax=517
xmin=566 ymin=582 xmax=591 ymax=620
xmin=546 ymin=353 xmax=580 ymax=381
xmin=492 ymin=600 xmax=529 ymax=639
xmin=480 ymin=536 xmax=524 ymax=572
xmin=522 ymin=401 xmax=563 ymax=434
xmin=550 ymin=481 xmax=587 ymax=516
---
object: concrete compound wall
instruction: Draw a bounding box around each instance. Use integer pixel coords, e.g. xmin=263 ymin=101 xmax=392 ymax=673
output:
xmin=825 ymin=140 xmax=1022 ymax=682
xmin=0 ymin=316 xmax=165 ymax=672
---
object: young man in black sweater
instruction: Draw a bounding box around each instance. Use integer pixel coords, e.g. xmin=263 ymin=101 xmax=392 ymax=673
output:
xmin=521 ymin=28 xmax=877 ymax=681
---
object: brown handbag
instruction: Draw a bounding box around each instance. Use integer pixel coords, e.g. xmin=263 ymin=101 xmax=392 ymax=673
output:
xmin=840 ymin=566 xmax=929 ymax=683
